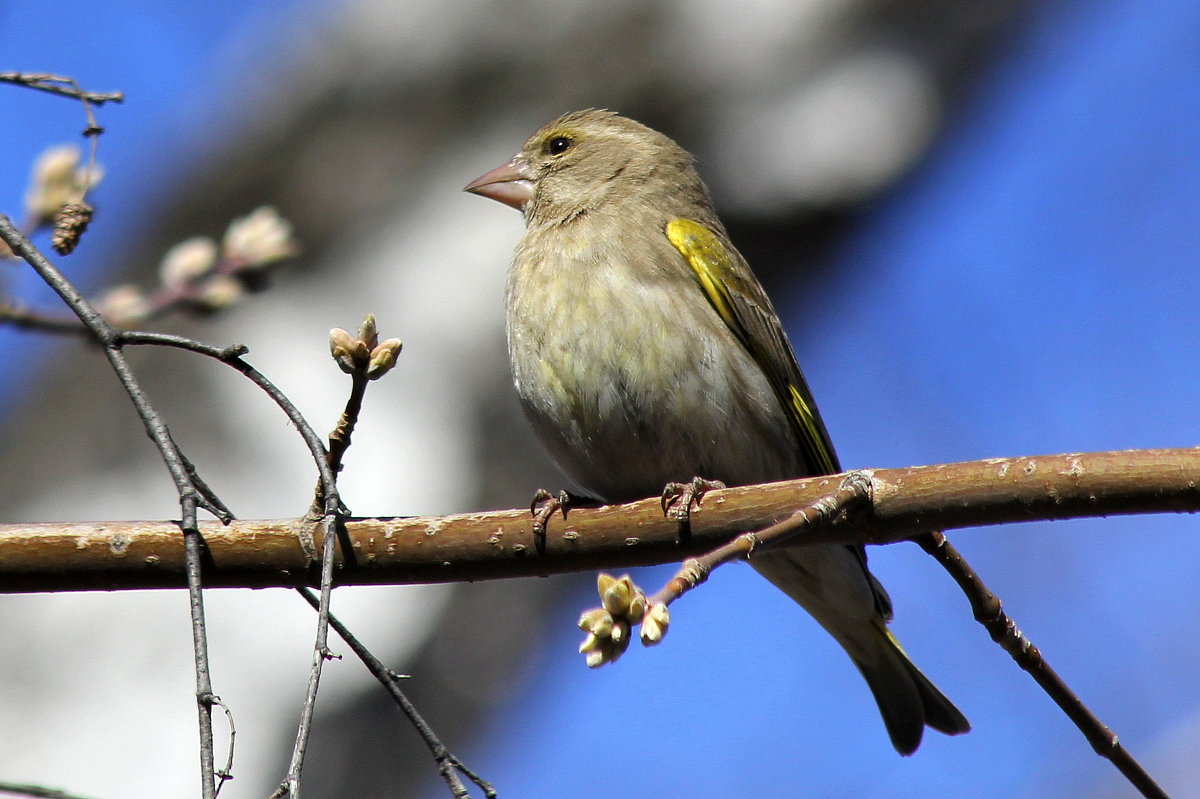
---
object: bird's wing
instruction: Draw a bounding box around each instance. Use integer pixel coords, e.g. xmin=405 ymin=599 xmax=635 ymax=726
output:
xmin=666 ymin=218 xmax=895 ymax=620
xmin=665 ymin=218 xmax=841 ymax=476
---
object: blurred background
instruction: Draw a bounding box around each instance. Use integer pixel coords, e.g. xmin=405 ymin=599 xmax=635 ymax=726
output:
xmin=2 ymin=0 xmax=1199 ymax=796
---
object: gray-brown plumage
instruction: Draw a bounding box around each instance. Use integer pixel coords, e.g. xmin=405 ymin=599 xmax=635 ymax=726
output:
xmin=466 ymin=109 xmax=969 ymax=754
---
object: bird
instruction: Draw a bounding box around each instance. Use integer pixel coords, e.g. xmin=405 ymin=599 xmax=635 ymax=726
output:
xmin=464 ymin=109 xmax=969 ymax=755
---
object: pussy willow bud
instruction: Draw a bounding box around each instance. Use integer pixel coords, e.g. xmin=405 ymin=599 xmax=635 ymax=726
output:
xmin=199 ymin=274 xmax=244 ymax=310
xmin=160 ymin=237 xmax=218 ymax=286
xmin=222 ymin=206 xmax=298 ymax=266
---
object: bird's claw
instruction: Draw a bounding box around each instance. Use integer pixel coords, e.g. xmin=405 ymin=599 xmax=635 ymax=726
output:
xmin=530 ymin=488 xmax=572 ymax=543
xmin=661 ymin=476 xmax=726 ymax=524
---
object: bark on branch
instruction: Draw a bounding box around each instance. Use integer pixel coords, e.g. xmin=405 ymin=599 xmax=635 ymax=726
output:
xmin=3 ymin=447 xmax=1198 ymax=593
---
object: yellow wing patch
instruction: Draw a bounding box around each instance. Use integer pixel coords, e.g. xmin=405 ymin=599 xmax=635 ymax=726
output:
xmin=665 ymin=219 xmax=741 ymax=336
xmin=665 ymin=218 xmax=838 ymax=475
xmin=788 ymin=384 xmax=836 ymax=474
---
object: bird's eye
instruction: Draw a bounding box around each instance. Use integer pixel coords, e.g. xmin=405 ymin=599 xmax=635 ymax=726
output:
xmin=545 ymin=136 xmax=573 ymax=155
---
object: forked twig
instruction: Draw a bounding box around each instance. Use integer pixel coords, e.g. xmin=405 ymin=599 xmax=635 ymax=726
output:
xmin=0 ymin=215 xmax=227 ymax=799
xmin=296 ymin=589 xmax=497 ymax=798
xmin=0 ymin=72 xmax=123 ymax=106
xmin=648 ymin=471 xmax=872 ymax=608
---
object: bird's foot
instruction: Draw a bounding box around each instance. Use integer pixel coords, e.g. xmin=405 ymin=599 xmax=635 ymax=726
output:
xmin=530 ymin=488 xmax=572 ymax=541
xmin=661 ymin=476 xmax=726 ymax=524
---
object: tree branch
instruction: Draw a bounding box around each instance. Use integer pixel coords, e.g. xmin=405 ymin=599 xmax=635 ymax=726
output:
xmin=0 ymin=213 xmax=230 ymax=799
xmin=914 ymin=531 xmax=1168 ymax=799
xmin=296 ymin=588 xmax=496 ymax=799
xmin=2 ymin=447 xmax=1197 ymax=593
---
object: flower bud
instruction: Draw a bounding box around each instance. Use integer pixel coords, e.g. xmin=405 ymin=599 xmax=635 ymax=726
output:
xmin=329 ymin=327 xmax=360 ymax=374
xmin=600 ymin=574 xmax=634 ymax=616
xmin=626 ymin=592 xmax=647 ymax=624
xmin=610 ymin=619 xmax=629 ymax=645
xmin=578 ymin=608 xmax=613 ymax=637
xmin=25 ymin=145 xmax=88 ymax=226
xmin=640 ymin=603 xmax=670 ymax=646
xmin=357 ymin=314 xmax=378 ymax=350
xmin=51 ymin=201 xmax=93 ymax=255
xmin=366 ymin=338 xmax=402 ymax=379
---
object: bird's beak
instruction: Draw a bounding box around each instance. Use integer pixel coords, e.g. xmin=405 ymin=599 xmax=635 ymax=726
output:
xmin=464 ymin=158 xmax=535 ymax=211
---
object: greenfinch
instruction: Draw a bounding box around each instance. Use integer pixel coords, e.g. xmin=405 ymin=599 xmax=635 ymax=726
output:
xmin=465 ymin=109 xmax=968 ymax=755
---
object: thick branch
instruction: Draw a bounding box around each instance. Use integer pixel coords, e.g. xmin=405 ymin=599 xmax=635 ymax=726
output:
xmin=2 ymin=447 xmax=1197 ymax=593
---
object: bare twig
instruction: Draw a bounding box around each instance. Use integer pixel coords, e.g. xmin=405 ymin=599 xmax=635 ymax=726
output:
xmin=915 ymin=532 xmax=1168 ymax=799
xmin=275 ymin=360 xmax=372 ymax=798
xmin=209 ymin=695 xmax=237 ymax=798
xmin=0 ymin=782 xmax=105 ymax=799
xmin=296 ymin=588 xmax=497 ymax=798
xmin=117 ymin=333 xmax=345 ymax=799
xmin=121 ymin=335 xmax=344 ymax=799
xmin=312 ymin=371 xmax=368 ymax=516
xmin=277 ymin=515 xmax=340 ymax=799
xmin=0 ymin=303 xmax=87 ymax=334
xmin=1 ymin=72 xmax=117 ymax=242
xmin=607 ymin=474 xmax=1171 ymax=798
xmin=0 ymin=72 xmax=123 ymax=106
xmin=116 ymin=331 xmax=337 ymax=496
xmin=0 ymin=214 xmax=228 ymax=799
xmin=648 ymin=471 xmax=872 ymax=607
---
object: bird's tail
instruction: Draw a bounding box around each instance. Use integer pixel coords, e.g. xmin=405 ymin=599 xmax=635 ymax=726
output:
xmin=751 ymin=547 xmax=969 ymax=754
xmin=852 ymin=621 xmax=971 ymax=755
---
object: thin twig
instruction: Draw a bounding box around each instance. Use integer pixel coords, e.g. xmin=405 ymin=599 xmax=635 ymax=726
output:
xmin=648 ymin=471 xmax=872 ymax=607
xmin=0 ymin=782 xmax=104 ymax=799
xmin=118 ymin=333 xmax=344 ymax=799
xmin=0 ymin=72 xmax=124 ymax=105
xmin=278 ymin=516 xmax=340 ymax=799
xmin=274 ymin=365 xmax=368 ymax=798
xmin=0 ymin=215 xmax=225 ymax=799
xmin=296 ymin=588 xmax=497 ymax=799
xmin=0 ymin=72 xmax=115 ymax=231
xmin=117 ymin=331 xmax=336 ymax=496
xmin=315 ymin=371 xmax=369 ymax=513
xmin=209 ymin=695 xmax=237 ymax=798
xmin=915 ymin=532 xmax=1169 ymax=799
xmin=0 ymin=303 xmax=86 ymax=334
xmin=21 ymin=318 xmax=348 ymax=799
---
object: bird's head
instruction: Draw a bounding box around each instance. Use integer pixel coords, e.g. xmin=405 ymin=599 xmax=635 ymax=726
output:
xmin=465 ymin=109 xmax=708 ymax=227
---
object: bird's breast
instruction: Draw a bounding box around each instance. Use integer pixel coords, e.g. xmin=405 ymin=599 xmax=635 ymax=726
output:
xmin=505 ymin=231 xmax=799 ymax=501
